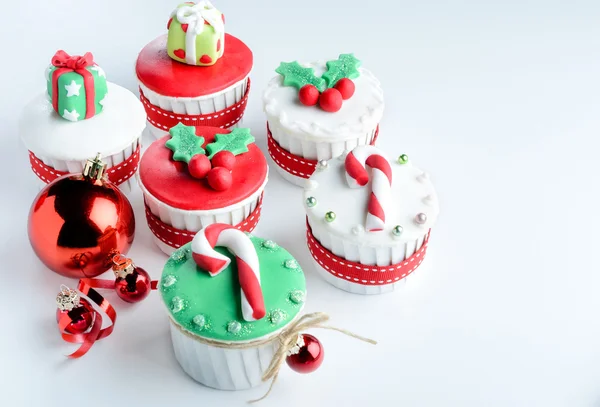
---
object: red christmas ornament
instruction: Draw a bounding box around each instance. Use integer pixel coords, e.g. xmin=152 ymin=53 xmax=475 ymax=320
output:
xmin=28 ymin=154 xmax=135 ymax=278
xmin=111 ymin=255 xmax=152 ymax=303
xmin=55 ymin=285 xmax=94 ymax=334
xmin=334 ymin=78 xmax=355 ymax=100
xmin=207 ymin=167 xmax=233 ymax=191
xmin=211 ymin=151 xmax=236 ymax=170
xmin=319 ymin=88 xmax=343 ymax=112
xmin=286 ymin=334 xmax=324 ymax=373
xmin=188 ymin=154 xmax=211 ymax=179
xmin=299 ymin=84 xmax=320 ymax=106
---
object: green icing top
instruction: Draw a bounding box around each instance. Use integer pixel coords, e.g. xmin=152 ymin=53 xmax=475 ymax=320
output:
xmin=160 ymin=235 xmax=306 ymax=342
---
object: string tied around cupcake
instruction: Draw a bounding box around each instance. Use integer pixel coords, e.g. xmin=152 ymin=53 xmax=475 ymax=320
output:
xmin=248 ymin=312 xmax=377 ymax=403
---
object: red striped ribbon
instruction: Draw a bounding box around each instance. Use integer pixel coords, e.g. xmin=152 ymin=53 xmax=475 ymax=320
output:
xmin=140 ymin=78 xmax=250 ymax=131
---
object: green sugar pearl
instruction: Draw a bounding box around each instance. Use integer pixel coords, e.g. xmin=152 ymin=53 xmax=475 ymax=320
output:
xmin=306 ymin=197 xmax=317 ymax=208
xmin=325 ymin=211 xmax=336 ymax=222
xmin=397 ymin=154 xmax=409 ymax=164
xmin=392 ymin=225 xmax=403 ymax=236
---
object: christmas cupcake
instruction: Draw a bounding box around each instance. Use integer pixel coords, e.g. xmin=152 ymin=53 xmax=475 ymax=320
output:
xmin=19 ymin=50 xmax=146 ymax=193
xmin=159 ymin=224 xmax=307 ymax=390
xmin=303 ymin=146 xmax=439 ymax=295
xmin=136 ymin=1 xmax=252 ymax=140
xmin=138 ymin=124 xmax=267 ymax=254
xmin=263 ymin=54 xmax=384 ymax=187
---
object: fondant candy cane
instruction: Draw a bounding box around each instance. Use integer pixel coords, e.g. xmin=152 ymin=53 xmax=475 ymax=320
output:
xmin=174 ymin=1 xmax=225 ymax=65
xmin=192 ymin=224 xmax=266 ymax=321
xmin=345 ymin=145 xmax=393 ymax=232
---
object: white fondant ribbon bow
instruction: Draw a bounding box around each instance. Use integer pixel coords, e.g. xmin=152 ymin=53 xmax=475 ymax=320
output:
xmin=176 ymin=1 xmax=224 ymax=35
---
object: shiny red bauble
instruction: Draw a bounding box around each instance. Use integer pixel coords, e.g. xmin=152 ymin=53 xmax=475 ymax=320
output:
xmin=211 ymin=151 xmax=236 ymax=171
xmin=286 ymin=334 xmax=324 ymax=373
xmin=115 ymin=265 xmax=152 ymax=303
xmin=334 ymin=78 xmax=355 ymax=100
xmin=188 ymin=154 xmax=211 ymax=179
xmin=319 ymin=88 xmax=343 ymax=112
xmin=299 ymin=84 xmax=320 ymax=106
xmin=207 ymin=167 xmax=233 ymax=191
xmin=28 ymin=174 xmax=135 ymax=278
xmin=56 ymin=298 xmax=94 ymax=334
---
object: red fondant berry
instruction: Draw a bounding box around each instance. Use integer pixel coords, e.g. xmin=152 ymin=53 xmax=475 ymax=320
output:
xmin=319 ymin=88 xmax=343 ymax=112
xmin=181 ymin=23 xmax=189 ymax=33
xmin=211 ymin=151 xmax=236 ymax=170
xmin=200 ymin=55 xmax=213 ymax=64
xmin=167 ymin=18 xmax=173 ymax=30
xmin=207 ymin=167 xmax=233 ymax=191
xmin=299 ymin=84 xmax=320 ymax=106
xmin=173 ymin=49 xmax=186 ymax=60
xmin=334 ymin=78 xmax=355 ymax=100
xmin=188 ymin=154 xmax=211 ymax=179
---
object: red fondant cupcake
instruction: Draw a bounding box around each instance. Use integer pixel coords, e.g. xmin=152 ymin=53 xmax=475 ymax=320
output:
xmin=136 ymin=1 xmax=252 ymax=140
xmin=138 ymin=124 xmax=267 ymax=254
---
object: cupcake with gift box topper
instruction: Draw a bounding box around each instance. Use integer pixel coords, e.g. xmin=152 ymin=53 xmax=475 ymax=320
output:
xmin=136 ymin=1 xmax=252 ymax=139
xmin=19 ymin=50 xmax=146 ymax=193
xmin=138 ymin=124 xmax=267 ymax=255
xmin=159 ymin=224 xmax=375 ymax=395
xmin=303 ymin=146 xmax=440 ymax=295
xmin=263 ymin=54 xmax=384 ymax=187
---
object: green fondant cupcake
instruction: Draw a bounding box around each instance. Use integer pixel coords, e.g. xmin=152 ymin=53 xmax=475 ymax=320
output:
xmin=160 ymin=224 xmax=306 ymax=390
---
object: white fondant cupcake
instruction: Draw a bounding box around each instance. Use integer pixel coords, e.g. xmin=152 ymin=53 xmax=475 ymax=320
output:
xmin=19 ymin=50 xmax=146 ymax=193
xmin=303 ymin=146 xmax=439 ymax=295
xmin=263 ymin=54 xmax=384 ymax=187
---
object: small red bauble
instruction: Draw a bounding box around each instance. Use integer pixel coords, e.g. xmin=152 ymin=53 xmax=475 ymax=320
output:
xmin=207 ymin=167 xmax=233 ymax=191
xmin=115 ymin=266 xmax=152 ymax=303
xmin=188 ymin=154 xmax=211 ymax=179
xmin=56 ymin=299 xmax=94 ymax=335
xmin=299 ymin=84 xmax=320 ymax=106
xmin=286 ymin=334 xmax=324 ymax=374
xmin=319 ymin=88 xmax=343 ymax=112
xmin=334 ymin=78 xmax=355 ymax=100
xmin=211 ymin=151 xmax=236 ymax=171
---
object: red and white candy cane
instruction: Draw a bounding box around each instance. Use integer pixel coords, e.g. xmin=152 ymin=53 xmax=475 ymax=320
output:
xmin=191 ymin=224 xmax=266 ymax=321
xmin=345 ymin=145 xmax=393 ymax=232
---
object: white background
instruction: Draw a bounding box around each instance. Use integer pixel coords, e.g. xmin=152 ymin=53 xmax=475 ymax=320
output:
xmin=1 ymin=0 xmax=599 ymax=406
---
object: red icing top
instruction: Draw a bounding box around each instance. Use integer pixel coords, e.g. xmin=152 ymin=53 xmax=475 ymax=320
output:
xmin=136 ymin=34 xmax=253 ymax=97
xmin=139 ymin=127 xmax=267 ymax=210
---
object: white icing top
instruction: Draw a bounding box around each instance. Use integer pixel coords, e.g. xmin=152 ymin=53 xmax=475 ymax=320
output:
xmin=303 ymin=152 xmax=439 ymax=247
xmin=263 ymin=62 xmax=384 ymax=142
xmin=19 ymin=82 xmax=146 ymax=160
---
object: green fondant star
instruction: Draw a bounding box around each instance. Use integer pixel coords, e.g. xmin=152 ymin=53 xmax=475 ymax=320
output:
xmin=276 ymin=61 xmax=327 ymax=92
xmin=322 ymin=53 xmax=362 ymax=88
xmin=205 ymin=128 xmax=255 ymax=159
xmin=165 ymin=123 xmax=205 ymax=163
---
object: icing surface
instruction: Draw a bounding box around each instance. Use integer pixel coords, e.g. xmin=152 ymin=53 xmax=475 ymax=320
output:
xmin=160 ymin=235 xmax=306 ymax=342
xmin=263 ymin=62 xmax=383 ymax=142
xmin=136 ymin=34 xmax=252 ymax=97
xmin=139 ymin=127 xmax=267 ymax=210
xmin=303 ymin=152 xmax=439 ymax=247
xmin=19 ymin=83 xmax=146 ymax=160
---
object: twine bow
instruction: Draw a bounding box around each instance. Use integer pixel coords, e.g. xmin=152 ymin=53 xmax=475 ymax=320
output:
xmin=176 ymin=1 xmax=224 ymax=35
xmin=249 ymin=312 xmax=377 ymax=403
xmin=52 ymin=50 xmax=94 ymax=70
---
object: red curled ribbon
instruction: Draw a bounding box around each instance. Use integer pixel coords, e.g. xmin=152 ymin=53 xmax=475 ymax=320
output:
xmin=51 ymin=50 xmax=96 ymax=119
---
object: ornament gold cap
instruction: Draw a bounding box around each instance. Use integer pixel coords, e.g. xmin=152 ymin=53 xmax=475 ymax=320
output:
xmin=56 ymin=285 xmax=80 ymax=311
xmin=111 ymin=254 xmax=134 ymax=279
xmin=83 ymin=153 xmax=106 ymax=181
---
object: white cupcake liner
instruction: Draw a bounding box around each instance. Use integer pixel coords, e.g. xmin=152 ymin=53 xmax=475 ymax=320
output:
xmin=139 ymin=176 xmax=267 ymax=255
xmin=146 ymin=118 xmax=242 ymax=141
xmin=266 ymin=118 xmax=378 ymax=161
xmin=273 ymin=164 xmax=309 ymax=188
xmin=139 ymin=76 xmax=249 ymax=116
xmin=30 ymin=136 xmax=142 ymax=194
xmin=169 ymin=321 xmax=278 ymax=390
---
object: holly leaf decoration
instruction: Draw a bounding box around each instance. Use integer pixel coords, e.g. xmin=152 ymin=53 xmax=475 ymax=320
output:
xmin=276 ymin=61 xmax=327 ymax=92
xmin=206 ymin=128 xmax=255 ymax=159
xmin=165 ymin=123 xmax=205 ymax=163
xmin=322 ymin=54 xmax=362 ymax=88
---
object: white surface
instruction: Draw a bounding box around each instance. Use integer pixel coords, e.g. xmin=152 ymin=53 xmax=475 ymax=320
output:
xmin=19 ymin=83 xmax=146 ymax=160
xmin=1 ymin=1 xmax=600 ymax=406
